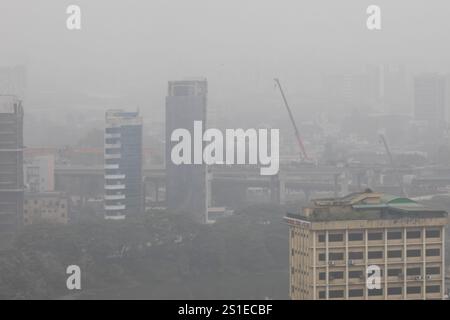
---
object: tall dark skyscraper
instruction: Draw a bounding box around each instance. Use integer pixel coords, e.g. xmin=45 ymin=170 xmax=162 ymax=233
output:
xmin=165 ymin=79 xmax=208 ymax=223
xmin=104 ymin=110 xmax=143 ymax=220
xmin=0 ymin=95 xmax=24 ymax=248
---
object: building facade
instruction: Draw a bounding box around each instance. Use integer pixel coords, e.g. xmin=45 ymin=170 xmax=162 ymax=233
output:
xmin=24 ymin=192 xmax=69 ymax=225
xmin=104 ymin=110 xmax=143 ymax=220
xmin=0 ymin=95 xmax=24 ymax=248
xmin=24 ymin=155 xmax=55 ymax=193
xmin=286 ymin=191 xmax=448 ymax=300
xmin=165 ymin=79 xmax=208 ymax=223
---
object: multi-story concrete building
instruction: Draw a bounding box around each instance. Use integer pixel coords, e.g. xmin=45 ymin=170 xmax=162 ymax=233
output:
xmin=165 ymin=79 xmax=208 ymax=223
xmin=23 ymin=191 xmax=69 ymax=225
xmin=0 ymin=95 xmax=24 ymax=248
xmin=104 ymin=110 xmax=143 ymax=220
xmin=24 ymin=155 xmax=55 ymax=193
xmin=286 ymin=190 xmax=448 ymax=300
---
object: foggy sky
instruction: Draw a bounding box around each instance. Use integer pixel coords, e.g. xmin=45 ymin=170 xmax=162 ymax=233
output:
xmin=1 ymin=0 xmax=450 ymax=118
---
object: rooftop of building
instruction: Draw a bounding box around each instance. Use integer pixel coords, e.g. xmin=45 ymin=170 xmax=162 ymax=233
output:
xmin=287 ymin=189 xmax=448 ymax=222
xmin=0 ymin=95 xmax=22 ymax=114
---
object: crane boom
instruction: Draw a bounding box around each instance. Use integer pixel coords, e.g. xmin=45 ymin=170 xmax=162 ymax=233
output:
xmin=274 ymin=78 xmax=309 ymax=160
xmin=379 ymin=134 xmax=407 ymax=197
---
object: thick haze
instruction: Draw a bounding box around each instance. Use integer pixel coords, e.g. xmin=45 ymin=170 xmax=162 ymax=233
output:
xmin=1 ymin=0 xmax=450 ymax=119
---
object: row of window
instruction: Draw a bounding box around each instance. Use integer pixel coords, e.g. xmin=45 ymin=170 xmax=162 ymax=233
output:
xmin=317 ymin=266 xmax=440 ymax=280
xmin=24 ymin=200 xmax=66 ymax=208
xmin=318 ymin=229 xmax=441 ymax=243
xmin=318 ymin=285 xmax=440 ymax=299
xmin=317 ymin=248 xmax=440 ymax=261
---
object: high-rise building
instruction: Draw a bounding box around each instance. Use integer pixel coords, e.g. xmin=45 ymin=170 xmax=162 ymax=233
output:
xmin=286 ymin=190 xmax=448 ymax=300
xmin=104 ymin=110 xmax=143 ymax=220
xmin=414 ymin=73 xmax=446 ymax=129
xmin=165 ymin=79 xmax=208 ymax=223
xmin=0 ymin=95 xmax=24 ymax=248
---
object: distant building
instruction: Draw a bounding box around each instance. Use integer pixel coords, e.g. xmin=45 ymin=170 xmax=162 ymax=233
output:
xmin=286 ymin=190 xmax=448 ymax=300
xmin=23 ymin=191 xmax=69 ymax=225
xmin=24 ymin=155 xmax=55 ymax=192
xmin=165 ymin=79 xmax=208 ymax=223
xmin=104 ymin=109 xmax=143 ymax=220
xmin=0 ymin=95 xmax=24 ymax=247
xmin=0 ymin=66 xmax=27 ymax=100
xmin=414 ymin=74 xmax=446 ymax=130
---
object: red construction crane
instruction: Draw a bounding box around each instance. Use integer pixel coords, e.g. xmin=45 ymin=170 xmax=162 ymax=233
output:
xmin=274 ymin=78 xmax=309 ymax=160
xmin=379 ymin=133 xmax=407 ymax=197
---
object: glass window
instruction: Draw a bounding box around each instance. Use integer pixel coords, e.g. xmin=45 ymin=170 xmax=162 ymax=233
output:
xmin=387 ymin=268 xmax=402 ymax=277
xmin=407 ymin=249 xmax=421 ymax=257
xmin=318 ymin=291 xmax=326 ymax=299
xmin=319 ymin=272 xmax=326 ymax=280
xmin=388 ymin=287 xmax=402 ymax=295
xmin=318 ymin=234 xmax=325 ymax=243
xmin=406 ymin=267 xmax=421 ymax=276
xmin=368 ymin=288 xmax=383 ymax=296
xmin=426 ymin=229 xmax=440 ymax=238
xmin=388 ymin=250 xmax=402 ymax=258
xmin=348 ymin=232 xmax=363 ymax=241
xmin=368 ymin=251 xmax=383 ymax=259
xmin=426 ymin=285 xmax=440 ymax=294
xmin=329 ymin=252 xmax=344 ymax=261
xmin=349 ymin=270 xmax=363 ymax=279
xmin=329 ymin=233 xmax=343 ymax=242
xmin=318 ymin=253 xmax=325 ymax=261
xmin=426 ymin=266 xmax=440 ymax=275
xmin=348 ymin=289 xmax=364 ymax=297
xmin=387 ymin=231 xmax=402 ymax=240
xmin=349 ymin=251 xmax=363 ymax=260
xmin=329 ymin=290 xmax=344 ymax=298
xmin=407 ymin=286 xmax=421 ymax=294
xmin=407 ymin=230 xmax=421 ymax=239
xmin=329 ymin=271 xmax=344 ymax=280
xmin=368 ymin=232 xmax=383 ymax=241
xmin=426 ymin=248 xmax=440 ymax=257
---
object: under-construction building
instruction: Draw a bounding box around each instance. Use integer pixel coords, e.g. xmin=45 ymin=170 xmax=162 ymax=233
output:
xmin=0 ymin=95 xmax=24 ymax=248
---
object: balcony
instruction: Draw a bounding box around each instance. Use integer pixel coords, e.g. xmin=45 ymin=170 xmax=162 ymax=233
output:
xmin=105 ymin=174 xmax=125 ymax=180
xmin=105 ymin=194 xmax=125 ymax=200
xmin=105 ymin=143 xmax=121 ymax=149
xmin=105 ymin=133 xmax=121 ymax=139
xmin=105 ymin=184 xmax=125 ymax=190
xmin=104 ymin=164 xmax=119 ymax=170
xmin=104 ymin=154 xmax=121 ymax=160
xmin=104 ymin=204 xmax=126 ymax=210
xmin=104 ymin=214 xmax=126 ymax=220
